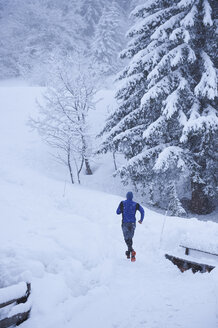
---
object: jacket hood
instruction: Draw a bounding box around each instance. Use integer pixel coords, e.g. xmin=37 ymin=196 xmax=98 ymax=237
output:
xmin=126 ymin=191 xmax=133 ymax=200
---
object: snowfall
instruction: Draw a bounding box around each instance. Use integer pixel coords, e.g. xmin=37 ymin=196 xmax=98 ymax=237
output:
xmin=0 ymin=80 xmax=218 ymax=328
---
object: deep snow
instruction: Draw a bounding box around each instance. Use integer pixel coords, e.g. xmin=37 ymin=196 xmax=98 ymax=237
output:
xmin=0 ymin=82 xmax=218 ymax=328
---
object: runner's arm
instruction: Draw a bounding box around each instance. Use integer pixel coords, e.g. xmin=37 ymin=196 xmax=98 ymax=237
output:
xmin=116 ymin=202 xmax=123 ymax=215
xmin=138 ymin=205 xmax=144 ymax=222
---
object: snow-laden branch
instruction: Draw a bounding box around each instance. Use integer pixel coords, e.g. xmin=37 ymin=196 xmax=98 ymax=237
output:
xmin=143 ymin=117 xmax=165 ymax=140
xmin=177 ymin=0 xmax=196 ymax=9
xmin=147 ymin=44 xmax=196 ymax=82
xmin=180 ymin=4 xmax=198 ymax=27
xmin=203 ymin=0 xmax=213 ymax=26
xmin=141 ymin=74 xmax=173 ymax=105
xmin=194 ymin=51 xmax=217 ymax=100
xmin=130 ymin=0 xmax=161 ymax=18
xmin=181 ymin=108 xmax=218 ymax=142
xmin=169 ymin=27 xmax=190 ymax=43
xmin=153 ymin=146 xmax=186 ymax=172
xmin=162 ymin=78 xmax=188 ymax=119
xmin=127 ymin=7 xmax=176 ymax=38
xmin=151 ymin=13 xmax=185 ymax=40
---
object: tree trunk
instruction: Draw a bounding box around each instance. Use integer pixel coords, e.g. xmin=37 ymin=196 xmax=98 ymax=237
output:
xmin=78 ymin=157 xmax=84 ymax=177
xmin=76 ymin=171 xmax=80 ymax=184
xmin=113 ymin=151 xmax=117 ymax=171
xmin=191 ymin=182 xmax=213 ymax=214
xmin=74 ymin=156 xmax=84 ymax=184
xmin=67 ymin=151 xmax=74 ymax=184
xmin=73 ymin=157 xmax=80 ymax=184
xmin=81 ymin=135 xmax=92 ymax=175
xmin=84 ymin=157 xmax=92 ymax=175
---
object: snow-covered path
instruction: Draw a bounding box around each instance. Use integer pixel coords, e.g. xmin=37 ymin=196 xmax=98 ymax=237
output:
xmin=0 ymin=84 xmax=218 ymax=328
xmin=2 ymin=181 xmax=217 ymax=328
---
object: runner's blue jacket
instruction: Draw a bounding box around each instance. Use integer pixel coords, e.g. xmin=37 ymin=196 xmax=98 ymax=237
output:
xmin=116 ymin=192 xmax=144 ymax=223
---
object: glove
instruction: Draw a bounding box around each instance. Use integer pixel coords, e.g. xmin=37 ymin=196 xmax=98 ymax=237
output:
xmin=138 ymin=220 xmax=142 ymax=224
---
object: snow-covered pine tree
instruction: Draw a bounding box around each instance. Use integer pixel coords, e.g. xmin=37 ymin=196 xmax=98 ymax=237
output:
xmin=79 ymin=0 xmax=105 ymax=36
xmin=91 ymin=1 xmax=127 ymax=75
xmin=99 ymin=0 xmax=218 ymax=214
xmin=168 ymin=181 xmax=187 ymax=216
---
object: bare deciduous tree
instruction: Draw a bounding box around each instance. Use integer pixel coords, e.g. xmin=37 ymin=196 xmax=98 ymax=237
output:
xmin=30 ymin=69 xmax=94 ymax=184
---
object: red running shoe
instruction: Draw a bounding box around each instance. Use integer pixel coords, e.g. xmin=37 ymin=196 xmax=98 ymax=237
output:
xmin=131 ymin=250 xmax=136 ymax=262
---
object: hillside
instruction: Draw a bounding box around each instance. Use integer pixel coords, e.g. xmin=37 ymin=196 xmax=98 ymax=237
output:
xmin=0 ymin=82 xmax=218 ymax=327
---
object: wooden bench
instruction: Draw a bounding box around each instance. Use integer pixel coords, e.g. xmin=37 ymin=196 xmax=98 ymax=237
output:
xmin=180 ymin=245 xmax=218 ymax=258
xmin=0 ymin=282 xmax=31 ymax=328
xmin=165 ymin=254 xmax=215 ymax=273
xmin=166 ymin=245 xmax=218 ymax=273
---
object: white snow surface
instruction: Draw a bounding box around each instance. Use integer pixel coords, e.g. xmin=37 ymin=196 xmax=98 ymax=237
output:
xmin=0 ymin=81 xmax=218 ymax=328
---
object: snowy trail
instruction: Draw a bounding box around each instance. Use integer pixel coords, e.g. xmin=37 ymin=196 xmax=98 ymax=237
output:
xmin=0 ymin=84 xmax=218 ymax=328
xmin=1 ymin=181 xmax=217 ymax=328
xmin=19 ymin=186 xmax=217 ymax=328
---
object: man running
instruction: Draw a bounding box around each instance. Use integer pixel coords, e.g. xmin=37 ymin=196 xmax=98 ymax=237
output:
xmin=116 ymin=191 xmax=144 ymax=261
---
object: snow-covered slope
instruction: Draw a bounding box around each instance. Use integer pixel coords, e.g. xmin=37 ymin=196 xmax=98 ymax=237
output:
xmin=0 ymin=82 xmax=218 ymax=328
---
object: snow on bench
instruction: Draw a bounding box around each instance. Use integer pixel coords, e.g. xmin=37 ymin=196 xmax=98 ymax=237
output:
xmin=165 ymin=244 xmax=218 ymax=273
xmin=180 ymin=245 xmax=218 ymax=260
xmin=0 ymin=282 xmax=31 ymax=328
xmin=0 ymin=282 xmax=30 ymax=309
